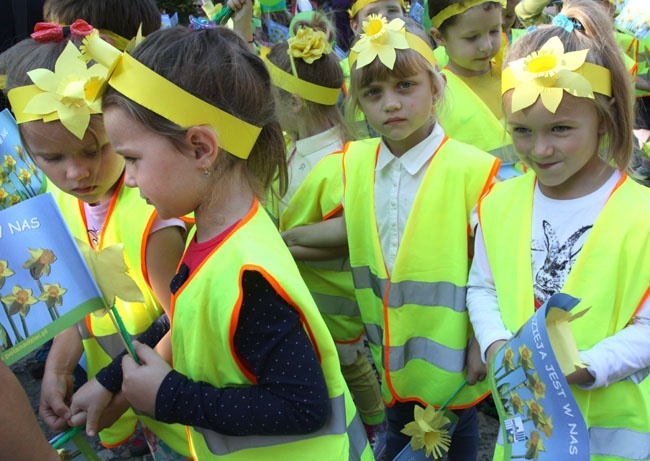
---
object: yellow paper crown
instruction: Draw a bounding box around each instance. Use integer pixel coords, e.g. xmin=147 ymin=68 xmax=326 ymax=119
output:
xmin=348 ymin=0 xmax=406 ymax=18
xmin=80 ymin=30 xmax=261 ymax=160
xmin=431 ymin=0 xmax=506 ymax=29
xmin=7 ymin=41 xmax=107 ymax=140
xmin=502 ymin=36 xmax=612 ymax=113
xmin=349 ymin=16 xmax=437 ymax=71
xmin=264 ymin=27 xmax=341 ymax=105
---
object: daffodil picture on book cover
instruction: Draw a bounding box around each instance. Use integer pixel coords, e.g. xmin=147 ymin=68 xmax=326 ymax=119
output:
xmin=0 ymin=193 xmax=139 ymax=365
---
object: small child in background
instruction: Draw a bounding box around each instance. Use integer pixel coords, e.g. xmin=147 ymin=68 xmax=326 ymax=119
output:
xmin=467 ymin=1 xmax=650 ymax=459
xmin=264 ymin=10 xmax=386 ymax=458
xmin=0 ymin=21 xmax=189 ymax=458
xmin=428 ymin=0 xmax=517 ymax=162
xmin=68 ymin=25 xmax=373 ymax=460
xmin=283 ymin=15 xmax=499 ymax=459
xmin=42 ymin=0 xmax=162 ymax=49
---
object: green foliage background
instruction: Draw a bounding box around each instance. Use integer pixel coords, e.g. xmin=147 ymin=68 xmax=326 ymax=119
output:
xmin=155 ymin=0 xmax=202 ymax=23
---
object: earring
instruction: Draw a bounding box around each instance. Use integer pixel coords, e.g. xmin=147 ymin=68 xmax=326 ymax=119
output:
xmin=204 ymin=168 xmax=211 ymax=178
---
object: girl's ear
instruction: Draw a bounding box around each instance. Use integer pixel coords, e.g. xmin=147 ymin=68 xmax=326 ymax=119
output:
xmin=185 ymin=125 xmax=219 ymax=170
xmin=350 ymin=18 xmax=360 ymax=35
xmin=429 ymin=27 xmax=445 ymax=47
xmin=290 ymin=94 xmax=304 ymax=113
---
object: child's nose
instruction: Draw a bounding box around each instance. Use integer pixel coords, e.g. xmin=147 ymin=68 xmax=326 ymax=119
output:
xmin=66 ymin=161 xmax=91 ymax=181
xmin=532 ymin=134 xmax=554 ymax=157
xmin=383 ymin=92 xmax=400 ymax=111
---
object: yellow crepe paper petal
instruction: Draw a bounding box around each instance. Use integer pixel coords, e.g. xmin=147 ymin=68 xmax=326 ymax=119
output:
xmin=23 ymin=92 xmax=60 ymax=116
xmin=401 ymin=405 xmax=451 ymax=459
xmin=539 ymin=88 xmax=564 ymax=113
xmin=76 ymin=239 xmax=144 ymax=308
xmin=287 ymin=27 xmax=332 ymax=64
xmin=555 ymin=71 xmax=593 ymax=98
xmin=351 ymin=16 xmax=409 ymax=70
xmin=59 ymin=106 xmax=90 ymax=140
xmin=510 ymin=84 xmax=541 ymax=113
xmin=546 ymin=306 xmax=590 ymax=375
xmin=26 ymin=68 xmax=57 ymax=93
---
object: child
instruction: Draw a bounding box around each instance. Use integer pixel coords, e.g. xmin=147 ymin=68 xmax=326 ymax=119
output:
xmin=0 ymin=22 xmax=190 ymax=458
xmin=43 ymin=0 xmax=162 ymax=49
xmin=467 ymin=1 xmax=650 ymax=459
xmin=71 ymin=25 xmax=372 ymax=460
xmin=283 ymin=15 xmax=499 ymax=459
xmin=265 ymin=11 xmax=386 ymax=458
xmin=428 ymin=0 xmax=518 ymax=161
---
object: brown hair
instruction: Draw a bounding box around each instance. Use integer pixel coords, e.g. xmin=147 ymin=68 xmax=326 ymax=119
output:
xmin=43 ymin=0 xmax=161 ymax=37
xmin=266 ymin=11 xmax=351 ymax=141
xmin=102 ymin=26 xmax=288 ymax=199
xmin=428 ymin=0 xmax=502 ymax=33
xmin=346 ymin=21 xmax=445 ymax=124
xmin=503 ymin=0 xmax=635 ymax=169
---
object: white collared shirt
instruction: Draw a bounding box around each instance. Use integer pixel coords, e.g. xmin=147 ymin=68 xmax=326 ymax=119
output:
xmin=374 ymin=123 xmax=445 ymax=274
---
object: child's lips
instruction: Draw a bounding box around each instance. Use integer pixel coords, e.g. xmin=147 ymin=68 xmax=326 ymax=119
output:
xmin=385 ymin=117 xmax=406 ymax=125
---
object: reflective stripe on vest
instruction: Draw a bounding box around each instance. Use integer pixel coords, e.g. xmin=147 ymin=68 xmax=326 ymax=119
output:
xmin=352 ymin=266 xmax=466 ymax=311
xmin=312 ymin=293 xmax=360 ymax=317
xmin=590 ymin=427 xmax=650 ymax=460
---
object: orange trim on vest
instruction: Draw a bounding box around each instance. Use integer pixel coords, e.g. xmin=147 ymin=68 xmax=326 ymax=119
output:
xmin=139 ymin=209 xmax=157 ymax=289
xmin=99 ymin=421 xmax=137 ymax=448
xmin=85 ymin=314 xmax=94 ymax=337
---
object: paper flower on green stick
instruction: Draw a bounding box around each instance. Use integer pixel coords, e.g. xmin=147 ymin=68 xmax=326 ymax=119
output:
xmin=351 ymin=15 xmax=408 ymax=70
xmin=401 ymin=404 xmax=451 ymax=459
xmin=76 ymin=239 xmax=144 ymax=309
xmin=546 ymin=305 xmax=590 ymax=375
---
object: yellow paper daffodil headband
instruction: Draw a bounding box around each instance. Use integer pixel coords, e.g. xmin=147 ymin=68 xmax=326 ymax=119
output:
xmin=348 ymin=0 xmax=406 ymax=18
xmin=7 ymin=40 xmax=107 ymax=140
xmin=264 ymin=27 xmax=340 ymax=105
xmin=502 ymin=36 xmax=612 ymax=113
xmin=431 ymin=0 xmax=506 ymax=29
xmin=80 ymin=30 xmax=261 ymax=160
xmin=349 ymin=16 xmax=437 ymax=71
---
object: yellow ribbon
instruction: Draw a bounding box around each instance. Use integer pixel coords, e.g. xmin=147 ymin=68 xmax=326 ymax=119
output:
xmin=81 ymin=30 xmax=261 ymax=160
xmin=431 ymin=0 xmax=506 ymax=29
xmin=502 ymin=36 xmax=611 ymax=113
xmin=264 ymin=58 xmax=341 ymax=105
xmin=348 ymin=0 xmax=406 ymax=18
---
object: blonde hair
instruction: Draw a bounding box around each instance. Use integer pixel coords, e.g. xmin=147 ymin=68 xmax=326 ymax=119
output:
xmin=102 ymin=26 xmax=288 ymax=199
xmin=503 ymin=0 xmax=635 ymax=169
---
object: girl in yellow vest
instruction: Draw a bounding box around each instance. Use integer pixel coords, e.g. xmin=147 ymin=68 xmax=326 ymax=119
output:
xmin=428 ymin=0 xmax=518 ymax=162
xmin=265 ymin=11 xmax=387 ymax=458
xmin=68 ymin=25 xmax=373 ymax=460
xmin=282 ymin=15 xmax=500 ymax=459
xmin=467 ymin=2 xmax=650 ymax=460
xmin=1 ymin=22 xmax=190 ymax=459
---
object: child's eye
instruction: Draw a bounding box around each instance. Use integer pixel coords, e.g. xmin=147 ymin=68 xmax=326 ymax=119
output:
xmin=123 ymin=156 xmax=138 ymax=164
xmin=397 ymin=81 xmax=414 ymax=90
xmin=363 ymin=87 xmax=381 ymax=97
xmin=38 ymin=155 xmax=63 ymax=163
xmin=83 ymin=150 xmax=100 ymax=158
xmin=552 ymin=125 xmax=571 ymax=133
xmin=509 ymin=126 xmax=530 ymax=136
xmin=490 ymin=29 xmax=501 ymax=35
xmin=464 ymin=35 xmax=478 ymax=41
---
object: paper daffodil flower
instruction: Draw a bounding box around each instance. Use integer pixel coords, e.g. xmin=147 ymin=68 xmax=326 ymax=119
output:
xmin=351 ymin=15 xmax=408 ymax=70
xmin=401 ymin=404 xmax=451 ymax=459
xmin=79 ymin=30 xmax=123 ymax=101
xmin=546 ymin=305 xmax=590 ymax=375
xmin=23 ymin=41 xmax=107 ymax=139
xmin=201 ymin=0 xmax=223 ymax=19
xmin=506 ymin=36 xmax=594 ymax=114
xmin=76 ymin=239 xmax=144 ymax=309
xmin=288 ymin=27 xmax=332 ymax=64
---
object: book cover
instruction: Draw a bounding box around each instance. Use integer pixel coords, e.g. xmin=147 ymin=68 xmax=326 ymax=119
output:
xmin=488 ymin=293 xmax=590 ymax=460
xmin=0 ymin=108 xmax=44 ymax=209
xmin=0 ymin=193 xmax=106 ymax=365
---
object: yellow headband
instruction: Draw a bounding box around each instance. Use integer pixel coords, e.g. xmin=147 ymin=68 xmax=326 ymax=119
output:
xmin=431 ymin=0 xmax=506 ymax=29
xmin=80 ymin=30 xmax=261 ymax=160
xmin=349 ymin=16 xmax=437 ymax=70
xmin=502 ymin=36 xmax=612 ymax=113
xmin=7 ymin=41 xmax=106 ymax=140
xmin=264 ymin=26 xmax=340 ymax=105
xmin=348 ymin=0 xmax=406 ymax=19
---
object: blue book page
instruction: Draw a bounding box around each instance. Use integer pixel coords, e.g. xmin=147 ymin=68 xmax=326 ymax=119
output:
xmin=0 ymin=109 xmax=44 ymax=209
xmin=488 ymin=293 xmax=590 ymax=460
xmin=0 ymin=193 xmax=106 ymax=365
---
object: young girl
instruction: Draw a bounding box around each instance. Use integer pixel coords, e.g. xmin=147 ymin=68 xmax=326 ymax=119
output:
xmin=70 ymin=25 xmax=372 ymax=460
xmin=428 ymin=0 xmax=518 ymax=161
xmin=467 ymin=1 xmax=650 ymax=459
xmin=0 ymin=22 xmax=190 ymax=458
xmin=283 ymin=15 xmax=499 ymax=459
xmin=265 ymin=11 xmax=386 ymax=457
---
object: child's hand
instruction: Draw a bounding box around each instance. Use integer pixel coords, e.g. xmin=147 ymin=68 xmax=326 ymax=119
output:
xmin=39 ymin=369 xmax=74 ymax=432
xmin=122 ymin=341 xmax=171 ymax=417
xmin=485 ymin=340 xmax=507 ymax=370
xmin=466 ymin=338 xmax=487 ymax=385
xmin=68 ymin=378 xmax=114 ymax=437
xmin=227 ymin=0 xmax=253 ymax=23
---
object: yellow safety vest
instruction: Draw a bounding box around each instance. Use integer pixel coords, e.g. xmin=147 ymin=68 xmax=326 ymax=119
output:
xmin=438 ymin=69 xmax=517 ymax=162
xmin=280 ymin=152 xmax=364 ymax=343
xmin=171 ymin=200 xmax=372 ymax=460
xmin=343 ymin=137 xmax=499 ymax=408
xmin=50 ymin=179 xmax=190 ymax=454
xmin=479 ymin=172 xmax=650 ymax=461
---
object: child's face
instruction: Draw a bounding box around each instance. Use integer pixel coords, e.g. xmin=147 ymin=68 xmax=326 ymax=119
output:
xmin=502 ymin=0 xmax=519 ymax=33
xmin=438 ymin=5 xmax=502 ymax=76
xmin=21 ymin=120 xmax=124 ymax=205
xmin=351 ymin=0 xmax=404 ymax=35
xmin=505 ymin=93 xmax=607 ymax=199
xmin=103 ymin=108 xmax=202 ymax=220
xmin=357 ymin=68 xmax=437 ymax=156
